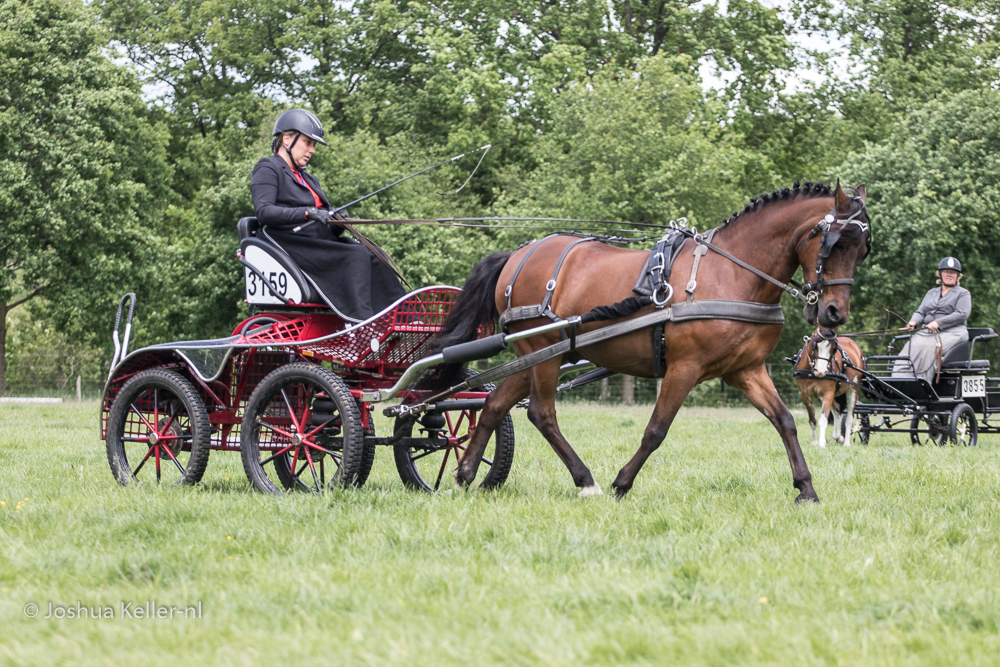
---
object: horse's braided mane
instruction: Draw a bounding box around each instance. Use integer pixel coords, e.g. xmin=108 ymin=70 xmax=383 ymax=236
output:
xmin=721 ymin=181 xmax=834 ymax=226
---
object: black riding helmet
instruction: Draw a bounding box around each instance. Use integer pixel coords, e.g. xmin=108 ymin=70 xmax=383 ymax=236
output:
xmin=271 ymin=109 xmax=327 ymax=169
xmin=272 ymin=109 xmax=327 ymax=144
xmin=938 ymin=256 xmax=963 ymax=273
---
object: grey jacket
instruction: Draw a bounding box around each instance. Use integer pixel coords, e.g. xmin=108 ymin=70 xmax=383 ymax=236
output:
xmin=909 ymin=285 xmax=971 ymax=331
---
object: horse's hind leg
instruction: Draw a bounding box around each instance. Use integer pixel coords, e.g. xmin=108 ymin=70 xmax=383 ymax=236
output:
xmin=843 ymin=387 xmax=856 ymax=447
xmin=454 ymin=369 xmax=530 ymax=487
xmin=612 ymin=364 xmax=701 ymax=499
xmin=525 ymin=358 xmax=600 ymax=496
xmin=727 ymin=364 xmax=818 ymax=503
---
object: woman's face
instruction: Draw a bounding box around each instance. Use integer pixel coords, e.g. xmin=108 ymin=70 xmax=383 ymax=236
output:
xmin=940 ymin=269 xmax=960 ymax=286
xmin=282 ymin=134 xmax=317 ymax=168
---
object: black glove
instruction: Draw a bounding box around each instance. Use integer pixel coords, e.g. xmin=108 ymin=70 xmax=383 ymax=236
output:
xmin=305 ymin=207 xmax=332 ymax=224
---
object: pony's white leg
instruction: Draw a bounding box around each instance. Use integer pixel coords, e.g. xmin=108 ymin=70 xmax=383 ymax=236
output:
xmin=579 ymin=483 xmax=603 ymax=498
xmin=833 ymin=403 xmax=845 ymax=444
xmin=844 ymin=388 xmax=856 ymax=447
xmin=817 ymin=409 xmax=828 ymax=448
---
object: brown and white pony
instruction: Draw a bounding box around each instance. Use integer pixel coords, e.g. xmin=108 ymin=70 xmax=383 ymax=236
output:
xmin=795 ymin=329 xmax=866 ymax=448
xmin=429 ymin=181 xmax=870 ymax=503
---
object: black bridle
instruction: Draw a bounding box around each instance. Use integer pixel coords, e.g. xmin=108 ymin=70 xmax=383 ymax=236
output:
xmin=794 ymin=197 xmax=871 ymax=305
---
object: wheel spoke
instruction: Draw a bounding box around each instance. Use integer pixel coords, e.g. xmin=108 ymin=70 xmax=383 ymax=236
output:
xmin=159 ymin=440 xmax=187 ymax=475
xmin=256 ymin=419 xmax=295 ymax=440
xmin=434 ymin=447 xmax=451 ymax=491
xmin=129 ymin=403 xmax=156 ymax=432
xmin=122 ymin=436 xmax=151 ymax=443
xmin=304 ymin=415 xmax=340 ymax=439
xmin=158 ymin=403 xmax=179 ymax=435
xmin=410 ymin=448 xmax=439 ymax=462
xmin=280 ymin=388 xmax=301 ymax=432
xmin=153 ymin=388 xmax=160 ymax=434
xmin=299 ymin=384 xmax=314 ymax=435
xmin=258 ymin=443 xmax=296 ymax=468
xmin=155 ymin=445 xmax=162 ymax=483
xmin=303 ymin=447 xmax=322 ymax=492
xmin=131 ymin=444 xmax=157 ymax=477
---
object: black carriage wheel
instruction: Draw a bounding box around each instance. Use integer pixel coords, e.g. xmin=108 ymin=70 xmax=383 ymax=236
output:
xmin=105 ymin=369 xmax=211 ymax=487
xmin=393 ymin=377 xmax=515 ymax=493
xmin=240 ymin=362 xmax=364 ymax=494
xmin=910 ymin=414 xmax=948 ymax=446
xmin=353 ymin=411 xmax=378 ymax=488
xmin=857 ymin=414 xmax=871 ymax=445
xmin=947 ymin=403 xmax=978 ymax=446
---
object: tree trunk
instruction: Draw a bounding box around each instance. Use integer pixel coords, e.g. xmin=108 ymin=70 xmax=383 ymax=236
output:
xmin=621 ymin=374 xmax=635 ymax=405
xmin=0 ymin=301 xmax=6 ymax=396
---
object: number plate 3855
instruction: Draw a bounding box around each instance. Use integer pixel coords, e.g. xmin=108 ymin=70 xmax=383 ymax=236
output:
xmin=962 ymin=375 xmax=986 ymax=398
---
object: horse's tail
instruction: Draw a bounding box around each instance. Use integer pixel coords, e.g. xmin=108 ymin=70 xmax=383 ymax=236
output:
xmin=419 ymin=251 xmax=512 ymax=393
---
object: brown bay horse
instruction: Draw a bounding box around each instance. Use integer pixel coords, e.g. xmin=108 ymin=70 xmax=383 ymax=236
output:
xmin=795 ymin=330 xmax=866 ymax=448
xmin=430 ymin=181 xmax=870 ymax=503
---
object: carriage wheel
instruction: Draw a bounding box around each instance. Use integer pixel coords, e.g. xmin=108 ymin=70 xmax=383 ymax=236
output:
xmin=910 ymin=414 xmax=947 ymax=446
xmin=857 ymin=414 xmax=871 ymax=445
xmin=105 ymin=369 xmax=211 ymax=487
xmin=947 ymin=404 xmax=978 ymax=446
xmin=393 ymin=378 xmax=515 ymax=492
xmin=354 ymin=411 xmax=377 ymax=487
xmin=240 ymin=363 xmax=364 ymax=494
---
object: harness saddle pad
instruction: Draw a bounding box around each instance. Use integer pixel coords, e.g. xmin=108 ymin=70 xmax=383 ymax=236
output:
xmin=632 ymin=229 xmax=688 ymax=296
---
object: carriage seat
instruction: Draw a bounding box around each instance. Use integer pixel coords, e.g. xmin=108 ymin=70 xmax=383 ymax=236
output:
xmin=940 ymin=327 xmax=996 ymax=371
xmin=237 ymin=217 xmax=320 ymax=306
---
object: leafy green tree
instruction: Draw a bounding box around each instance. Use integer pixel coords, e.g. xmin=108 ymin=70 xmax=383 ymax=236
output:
xmin=495 ymin=56 xmax=776 ymax=229
xmin=837 ymin=89 xmax=1000 ymax=335
xmin=0 ymin=0 xmax=171 ymax=394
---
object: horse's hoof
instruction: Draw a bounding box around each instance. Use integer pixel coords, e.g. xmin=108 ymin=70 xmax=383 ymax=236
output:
xmin=795 ymin=492 xmax=820 ymax=504
xmin=578 ymin=483 xmax=603 ymax=498
xmin=613 ymin=486 xmax=629 ymax=501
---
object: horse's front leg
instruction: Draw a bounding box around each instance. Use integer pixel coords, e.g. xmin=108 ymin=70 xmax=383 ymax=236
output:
xmin=525 ymin=359 xmax=601 ymax=496
xmin=612 ymin=364 xmax=700 ymax=499
xmin=727 ymin=364 xmax=819 ymax=503
xmin=454 ymin=369 xmax=530 ymax=487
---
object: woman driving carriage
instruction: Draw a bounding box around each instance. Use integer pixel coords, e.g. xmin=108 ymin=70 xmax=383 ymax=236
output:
xmin=249 ymin=109 xmax=406 ymax=322
xmin=892 ymin=256 xmax=971 ymax=383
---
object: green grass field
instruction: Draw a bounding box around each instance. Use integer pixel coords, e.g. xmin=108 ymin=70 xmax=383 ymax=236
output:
xmin=1 ymin=401 xmax=999 ymax=665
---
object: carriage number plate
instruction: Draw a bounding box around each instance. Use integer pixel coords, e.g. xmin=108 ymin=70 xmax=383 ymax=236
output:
xmin=962 ymin=375 xmax=986 ymax=397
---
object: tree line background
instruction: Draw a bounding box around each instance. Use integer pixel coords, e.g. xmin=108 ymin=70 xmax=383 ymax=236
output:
xmin=2 ymin=0 xmax=999 ymax=400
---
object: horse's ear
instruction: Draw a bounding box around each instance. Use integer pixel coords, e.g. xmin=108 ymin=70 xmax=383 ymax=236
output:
xmin=855 ymin=183 xmax=867 ymax=201
xmin=834 ymin=178 xmax=851 ymax=214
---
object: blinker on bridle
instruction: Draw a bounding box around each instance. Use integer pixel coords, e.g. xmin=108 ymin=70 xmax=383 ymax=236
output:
xmin=794 ymin=197 xmax=870 ymax=305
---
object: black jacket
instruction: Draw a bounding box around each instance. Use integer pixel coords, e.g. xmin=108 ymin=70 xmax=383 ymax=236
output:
xmin=248 ymin=155 xmax=405 ymax=321
xmin=250 ymin=155 xmax=344 ymax=233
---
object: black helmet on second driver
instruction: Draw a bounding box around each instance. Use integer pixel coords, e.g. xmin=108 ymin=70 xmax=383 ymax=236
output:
xmin=938 ymin=256 xmax=963 ymax=273
xmin=272 ymin=109 xmax=327 ymax=145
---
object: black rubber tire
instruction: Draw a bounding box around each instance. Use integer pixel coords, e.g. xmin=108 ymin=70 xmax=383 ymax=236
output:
xmin=354 ymin=410 xmax=377 ymax=488
xmin=947 ymin=403 xmax=978 ymax=446
xmin=857 ymin=414 xmax=871 ymax=445
xmin=393 ymin=377 xmax=515 ymax=492
xmin=910 ymin=414 xmax=947 ymax=446
xmin=240 ymin=362 xmax=364 ymax=494
xmin=105 ymin=368 xmax=211 ymax=487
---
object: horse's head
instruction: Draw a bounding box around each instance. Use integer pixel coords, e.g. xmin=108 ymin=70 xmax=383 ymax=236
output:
xmin=798 ymin=181 xmax=871 ymax=328
xmin=809 ymin=328 xmax=839 ymax=378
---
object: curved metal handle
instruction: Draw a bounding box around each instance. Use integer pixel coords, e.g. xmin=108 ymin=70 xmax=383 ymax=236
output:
xmin=109 ymin=293 xmax=137 ymax=379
